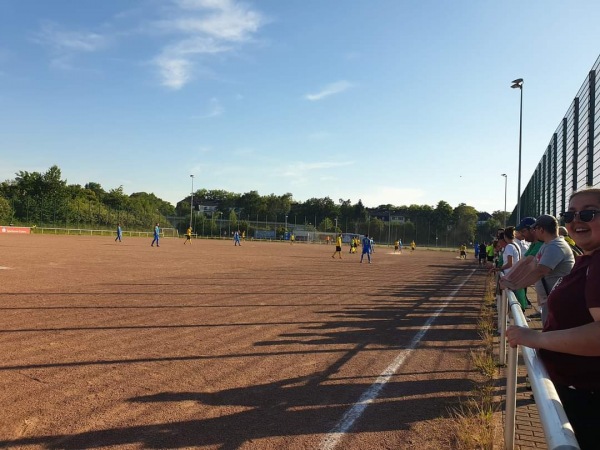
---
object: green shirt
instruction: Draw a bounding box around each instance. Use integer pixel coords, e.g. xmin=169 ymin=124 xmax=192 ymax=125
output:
xmin=525 ymin=241 xmax=543 ymax=257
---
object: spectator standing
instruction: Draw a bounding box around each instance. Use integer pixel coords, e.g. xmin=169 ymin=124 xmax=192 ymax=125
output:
xmin=506 ymin=188 xmax=600 ymax=449
xmin=515 ymin=217 xmax=542 ymax=314
xmin=559 ymin=225 xmax=584 ymax=256
xmin=485 ymin=242 xmax=495 ymax=267
xmin=501 ymin=215 xmax=575 ymax=324
xmin=478 ymin=242 xmax=487 ymax=267
xmin=497 ymin=230 xmax=527 ymax=311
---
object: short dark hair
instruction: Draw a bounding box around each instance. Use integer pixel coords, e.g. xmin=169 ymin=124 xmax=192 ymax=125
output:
xmin=533 ymin=215 xmax=558 ymax=234
xmin=504 ymin=226 xmax=515 ymax=240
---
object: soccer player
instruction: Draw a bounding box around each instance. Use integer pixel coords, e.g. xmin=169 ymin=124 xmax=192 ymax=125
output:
xmin=233 ymin=230 xmax=241 ymax=246
xmin=184 ymin=227 xmax=192 ymax=245
xmin=332 ymin=234 xmax=342 ymax=259
xmin=410 ymin=240 xmax=416 ymax=252
xmin=360 ymin=234 xmax=372 ymax=263
xmin=151 ymin=223 xmax=160 ymax=247
xmin=115 ymin=223 xmax=122 ymax=243
xmin=394 ymin=239 xmax=399 ymax=253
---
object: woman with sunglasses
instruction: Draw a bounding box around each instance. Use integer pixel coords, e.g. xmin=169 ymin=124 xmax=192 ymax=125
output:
xmin=507 ymin=188 xmax=600 ymax=449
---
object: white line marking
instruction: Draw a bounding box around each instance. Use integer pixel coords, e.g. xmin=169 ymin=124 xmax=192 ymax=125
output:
xmin=0 ymin=266 xmax=12 ymax=270
xmin=319 ymin=269 xmax=476 ymax=450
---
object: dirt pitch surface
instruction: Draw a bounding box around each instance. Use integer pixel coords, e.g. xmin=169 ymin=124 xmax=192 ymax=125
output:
xmin=0 ymin=235 xmax=487 ymax=449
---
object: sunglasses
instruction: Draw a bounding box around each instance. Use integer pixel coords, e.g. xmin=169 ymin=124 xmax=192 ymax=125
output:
xmin=560 ymin=209 xmax=600 ymax=223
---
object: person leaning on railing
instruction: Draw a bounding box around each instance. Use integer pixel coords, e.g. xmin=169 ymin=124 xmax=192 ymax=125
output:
xmin=500 ymin=214 xmax=574 ymax=324
xmin=506 ymin=188 xmax=600 ymax=450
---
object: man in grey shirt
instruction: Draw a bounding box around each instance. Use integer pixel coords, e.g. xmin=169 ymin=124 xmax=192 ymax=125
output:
xmin=499 ymin=214 xmax=575 ymax=324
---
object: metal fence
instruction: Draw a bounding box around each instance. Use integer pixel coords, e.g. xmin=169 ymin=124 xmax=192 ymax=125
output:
xmin=518 ymin=54 xmax=600 ymax=219
xmin=495 ymin=279 xmax=580 ymax=449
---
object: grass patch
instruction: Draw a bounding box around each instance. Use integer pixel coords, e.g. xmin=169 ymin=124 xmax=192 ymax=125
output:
xmin=449 ymin=273 xmax=501 ymax=449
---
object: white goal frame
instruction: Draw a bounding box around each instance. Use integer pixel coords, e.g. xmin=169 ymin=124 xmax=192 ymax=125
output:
xmin=160 ymin=227 xmax=179 ymax=238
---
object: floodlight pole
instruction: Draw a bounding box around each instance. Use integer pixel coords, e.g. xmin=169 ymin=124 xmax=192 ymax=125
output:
xmin=511 ymin=78 xmax=523 ymax=224
xmin=189 ymin=175 xmax=194 ymax=229
xmin=501 ymin=174 xmax=508 ymax=228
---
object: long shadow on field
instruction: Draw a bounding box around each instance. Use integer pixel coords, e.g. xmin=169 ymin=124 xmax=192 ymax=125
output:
xmin=0 ymin=268 xmax=486 ymax=449
xmin=0 ymin=376 xmax=475 ymax=449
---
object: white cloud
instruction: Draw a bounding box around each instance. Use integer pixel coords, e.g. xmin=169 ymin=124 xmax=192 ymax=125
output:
xmin=153 ymin=0 xmax=265 ymax=89
xmin=34 ymin=22 xmax=109 ymax=53
xmin=305 ymin=80 xmax=354 ymax=101
xmin=155 ymin=56 xmax=193 ymax=89
xmin=32 ymin=22 xmax=110 ymax=71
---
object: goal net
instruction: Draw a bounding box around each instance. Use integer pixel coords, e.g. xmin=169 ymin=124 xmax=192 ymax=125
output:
xmin=161 ymin=227 xmax=179 ymax=238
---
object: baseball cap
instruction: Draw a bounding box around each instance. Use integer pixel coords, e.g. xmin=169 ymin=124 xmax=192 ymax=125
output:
xmin=515 ymin=217 xmax=536 ymax=231
xmin=532 ymin=214 xmax=558 ymax=230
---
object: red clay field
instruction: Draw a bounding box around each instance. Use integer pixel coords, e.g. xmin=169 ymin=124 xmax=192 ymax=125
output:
xmin=0 ymin=234 xmax=487 ymax=449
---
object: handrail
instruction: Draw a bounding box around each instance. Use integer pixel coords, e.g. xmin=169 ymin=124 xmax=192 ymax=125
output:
xmin=499 ymin=287 xmax=580 ymax=449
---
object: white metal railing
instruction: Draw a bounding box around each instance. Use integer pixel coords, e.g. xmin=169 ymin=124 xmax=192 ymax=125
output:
xmin=496 ymin=282 xmax=580 ymax=449
xmin=31 ymin=227 xmax=184 ymax=238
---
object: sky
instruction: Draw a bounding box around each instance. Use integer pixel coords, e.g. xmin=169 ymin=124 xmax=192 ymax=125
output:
xmin=1 ymin=1 xmax=600 ymax=213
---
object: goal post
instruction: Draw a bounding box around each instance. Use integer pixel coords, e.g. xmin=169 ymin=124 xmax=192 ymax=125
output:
xmin=160 ymin=227 xmax=179 ymax=238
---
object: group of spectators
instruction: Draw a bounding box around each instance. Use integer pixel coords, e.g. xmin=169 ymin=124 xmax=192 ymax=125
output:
xmin=491 ymin=187 xmax=600 ymax=449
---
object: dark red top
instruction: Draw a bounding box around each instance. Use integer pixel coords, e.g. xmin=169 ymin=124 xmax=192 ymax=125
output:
xmin=540 ymin=251 xmax=600 ymax=389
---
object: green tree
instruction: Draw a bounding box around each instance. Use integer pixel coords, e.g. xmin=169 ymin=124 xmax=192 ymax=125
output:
xmin=239 ymin=190 xmax=264 ymax=217
xmin=453 ymin=203 xmax=478 ymax=245
xmin=491 ymin=210 xmax=509 ymax=228
xmin=0 ymin=196 xmax=13 ymax=223
xmin=229 ymin=209 xmax=238 ymax=229
xmin=319 ymin=217 xmax=334 ymax=232
xmin=369 ymin=217 xmax=385 ymax=241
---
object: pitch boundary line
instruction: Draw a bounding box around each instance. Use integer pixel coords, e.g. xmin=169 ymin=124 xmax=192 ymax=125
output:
xmin=319 ymin=268 xmax=477 ymax=450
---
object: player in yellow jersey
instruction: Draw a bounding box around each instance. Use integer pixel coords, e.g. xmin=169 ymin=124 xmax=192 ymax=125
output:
xmin=184 ymin=227 xmax=192 ymax=244
xmin=332 ymin=234 xmax=343 ymax=259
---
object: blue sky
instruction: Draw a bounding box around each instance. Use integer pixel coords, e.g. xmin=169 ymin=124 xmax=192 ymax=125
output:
xmin=1 ymin=0 xmax=599 ymax=213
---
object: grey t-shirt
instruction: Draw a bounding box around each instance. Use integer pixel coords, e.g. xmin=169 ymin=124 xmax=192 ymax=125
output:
xmin=534 ymin=236 xmax=575 ymax=304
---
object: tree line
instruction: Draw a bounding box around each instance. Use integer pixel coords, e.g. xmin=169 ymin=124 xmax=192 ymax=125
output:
xmin=0 ymin=165 xmax=507 ymax=245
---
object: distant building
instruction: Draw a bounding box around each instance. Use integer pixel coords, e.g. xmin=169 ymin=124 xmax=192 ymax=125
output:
xmin=477 ymin=212 xmax=492 ymax=226
xmin=195 ymin=201 xmax=219 ymax=213
xmin=367 ymin=209 xmax=407 ymax=223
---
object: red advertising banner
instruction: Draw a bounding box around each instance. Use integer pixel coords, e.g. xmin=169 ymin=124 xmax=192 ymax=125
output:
xmin=0 ymin=226 xmax=31 ymax=234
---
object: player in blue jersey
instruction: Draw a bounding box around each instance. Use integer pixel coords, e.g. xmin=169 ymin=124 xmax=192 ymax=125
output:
xmin=360 ymin=234 xmax=372 ymax=263
xmin=151 ymin=223 xmax=160 ymax=247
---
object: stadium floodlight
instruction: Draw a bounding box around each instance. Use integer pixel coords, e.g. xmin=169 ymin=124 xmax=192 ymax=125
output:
xmin=511 ymin=77 xmax=524 ymax=223
xmin=190 ymin=175 xmax=194 ymax=229
xmin=501 ymin=174 xmax=507 ymax=228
